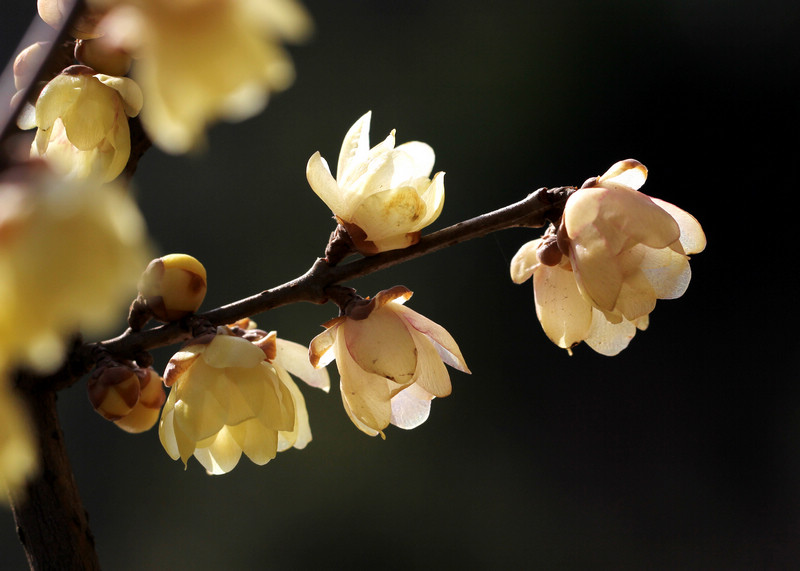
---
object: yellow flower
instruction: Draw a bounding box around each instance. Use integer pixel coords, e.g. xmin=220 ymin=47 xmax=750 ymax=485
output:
xmin=306 ymin=112 xmax=445 ymax=254
xmin=510 ymin=159 xmax=706 ymax=355
xmin=94 ymin=0 xmax=311 ymax=153
xmin=309 ymin=286 xmax=469 ymax=437
xmin=0 ymin=373 xmax=37 ymax=502
xmin=0 ymin=162 xmax=150 ymax=372
xmin=158 ymin=327 xmax=328 ymax=474
xmin=26 ymin=67 xmax=143 ymax=182
xmin=138 ymin=253 xmax=208 ymax=322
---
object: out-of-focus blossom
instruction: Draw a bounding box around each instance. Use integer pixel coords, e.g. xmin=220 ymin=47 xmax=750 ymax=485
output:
xmin=306 ymin=112 xmax=445 ymax=254
xmin=93 ymin=0 xmax=312 ymax=153
xmin=0 ymin=374 xmax=38 ymax=502
xmin=510 ymin=159 xmax=706 ymax=355
xmin=138 ymin=253 xmax=208 ymax=322
xmin=158 ymin=326 xmax=328 ymax=474
xmin=309 ymin=286 xmax=469 ymax=437
xmin=38 ymin=0 xmax=108 ymax=39
xmin=75 ymin=37 xmax=133 ymax=77
xmin=24 ymin=67 xmax=142 ymax=182
xmin=0 ymin=162 xmax=150 ymax=372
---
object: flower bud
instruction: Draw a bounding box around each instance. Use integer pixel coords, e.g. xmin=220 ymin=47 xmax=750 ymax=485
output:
xmin=88 ymin=364 xmax=141 ymax=420
xmin=138 ymin=254 xmax=208 ymax=322
xmin=113 ymin=368 xmax=167 ymax=433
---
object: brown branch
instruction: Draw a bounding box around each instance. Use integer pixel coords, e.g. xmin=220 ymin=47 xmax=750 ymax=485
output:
xmin=92 ymin=185 xmax=574 ymax=365
xmin=9 ymin=378 xmax=101 ymax=571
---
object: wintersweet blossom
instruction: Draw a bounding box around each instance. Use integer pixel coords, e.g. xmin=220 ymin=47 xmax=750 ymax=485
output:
xmin=511 ymin=159 xmax=706 ymax=355
xmin=309 ymin=286 xmax=469 ymax=437
xmin=0 ymin=162 xmax=149 ymax=372
xmin=94 ymin=0 xmax=312 ymax=153
xmin=306 ymin=112 xmax=445 ymax=254
xmin=25 ymin=67 xmax=143 ymax=181
xmin=158 ymin=327 xmax=328 ymax=474
xmin=0 ymin=374 xmax=37 ymax=502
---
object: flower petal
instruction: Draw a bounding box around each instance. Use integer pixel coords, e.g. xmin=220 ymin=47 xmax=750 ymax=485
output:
xmin=274 ymin=338 xmax=330 ymax=392
xmin=533 ymin=263 xmax=593 ymax=351
xmin=510 ymin=239 xmax=542 ymax=284
xmin=393 ymin=304 xmax=470 ymax=374
xmin=390 ymin=383 xmax=434 ymax=429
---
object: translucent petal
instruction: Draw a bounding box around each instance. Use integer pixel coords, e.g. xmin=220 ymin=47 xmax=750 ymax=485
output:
xmin=274 ymin=338 xmax=330 ymax=392
xmin=406 ymin=327 xmax=452 ymax=398
xmin=510 ymin=239 xmax=542 ymax=284
xmin=95 ymin=74 xmax=143 ymax=117
xmin=337 ymin=111 xmax=372 ymax=184
xmin=650 ymin=197 xmax=706 ymax=254
xmin=584 ymin=309 xmax=638 ymax=356
xmin=393 ymin=141 xmax=435 ymax=178
xmin=158 ymin=395 xmax=180 ymax=460
xmin=639 ymin=245 xmax=692 ymax=300
xmin=393 ymin=304 xmax=470 ymax=374
xmin=390 ymin=383 xmax=433 ymax=429
xmin=306 ymin=152 xmax=347 ymax=216
xmin=308 ymin=321 xmax=340 ymax=368
xmin=336 ymin=326 xmax=392 ymax=432
xmin=415 ymin=171 xmax=445 ymax=230
xmin=276 ymin=372 xmax=311 ymax=451
xmin=339 ymin=380 xmax=381 ymax=437
xmin=343 ymin=308 xmax=417 ymax=385
xmin=202 ymin=334 xmax=266 ymax=369
xmin=194 ymin=427 xmax=243 ymax=475
xmin=533 ymin=264 xmax=592 ymax=350
xmin=61 ymin=79 xmax=116 ymax=151
xmin=34 ymin=75 xmax=83 ymax=130
xmin=569 ymin=239 xmax=623 ymax=313
xmin=350 ymin=186 xmax=426 ymax=242
xmin=597 ymin=159 xmax=648 ymax=191
xmin=228 ymin=419 xmax=278 ymax=466
xmin=172 ymin=363 xmax=228 ymax=441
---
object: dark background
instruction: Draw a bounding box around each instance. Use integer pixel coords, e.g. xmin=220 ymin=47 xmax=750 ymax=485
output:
xmin=2 ymin=1 xmax=799 ymax=569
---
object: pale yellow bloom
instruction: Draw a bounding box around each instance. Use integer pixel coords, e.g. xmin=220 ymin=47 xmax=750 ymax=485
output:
xmin=0 ymin=374 xmax=38 ymax=503
xmin=27 ymin=68 xmax=143 ymax=182
xmin=309 ymin=286 xmax=469 ymax=437
xmin=94 ymin=0 xmax=311 ymax=153
xmin=306 ymin=112 xmax=445 ymax=254
xmin=158 ymin=327 xmax=328 ymax=474
xmin=0 ymin=163 xmax=150 ymax=372
xmin=511 ymin=159 xmax=706 ymax=355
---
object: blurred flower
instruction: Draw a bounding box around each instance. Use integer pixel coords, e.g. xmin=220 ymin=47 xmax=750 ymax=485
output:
xmin=25 ymin=66 xmax=143 ymax=182
xmin=158 ymin=326 xmax=328 ymax=474
xmin=94 ymin=0 xmax=312 ymax=153
xmin=309 ymin=286 xmax=469 ymax=437
xmin=0 ymin=162 xmax=150 ymax=372
xmin=38 ymin=0 xmax=108 ymax=39
xmin=510 ymin=159 xmax=706 ymax=355
xmin=306 ymin=112 xmax=445 ymax=254
xmin=138 ymin=253 xmax=208 ymax=322
xmin=0 ymin=373 xmax=37 ymax=502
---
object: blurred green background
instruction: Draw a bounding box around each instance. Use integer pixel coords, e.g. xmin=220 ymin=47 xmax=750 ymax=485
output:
xmin=2 ymin=0 xmax=799 ymax=569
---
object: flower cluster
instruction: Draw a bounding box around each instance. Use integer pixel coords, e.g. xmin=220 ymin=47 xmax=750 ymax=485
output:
xmin=158 ymin=325 xmax=328 ymax=474
xmin=511 ymin=159 xmax=706 ymax=355
xmin=310 ymin=286 xmax=470 ymax=437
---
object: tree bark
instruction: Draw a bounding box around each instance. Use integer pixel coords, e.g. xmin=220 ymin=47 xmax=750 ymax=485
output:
xmin=9 ymin=385 xmax=100 ymax=571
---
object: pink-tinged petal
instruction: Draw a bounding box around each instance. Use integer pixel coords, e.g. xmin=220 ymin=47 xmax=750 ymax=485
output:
xmin=406 ymin=326 xmax=452 ymax=397
xmin=228 ymin=419 xmax=278 ymax=466
xmin=337 ymin=111 xmax=372 ymax=184
xmin=533 ymin=263 xmax=593 ymax=351
xmin=597 ymin=159 xmax=648 ymax=191
xmin=308 ymin=320 xmax=341 ymax=368
xmin=194 ymin=427 xmax=244 ymax=475
xmin=392 ymin=304 xmax=470 ymax=374
xmin=566 ymin=186 xmax=680 ymax=254
xmin=510 ymin=239 xmax=542 ymax=284
xmin=584 ymin=309 xmax=638 ymax=356
xmin=650 ymin=198 xmax=706 ymax=255
xmin=306 ymin=152 xmax=346 ymax=216
xmin=336 ymin=326 xmax=392 ymax=432
xmin=390 ymin=383 xmax=434 ymax=429
xmin=343 ymin=307 xmax=417 ymax=385
xmin=274 ymin=338 xmax=330 ymax=392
